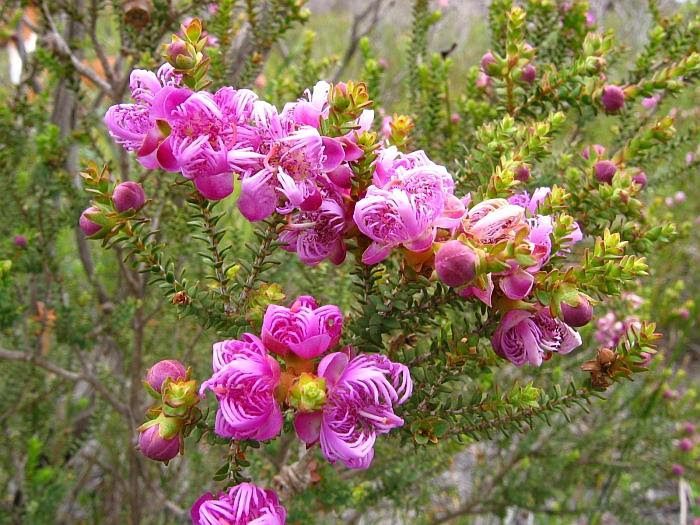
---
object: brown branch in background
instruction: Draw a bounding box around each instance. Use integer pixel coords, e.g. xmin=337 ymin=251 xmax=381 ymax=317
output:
xmin=332 ymin=1 xmax=390 ymax=83
xmin=40 ymin=1 xmax=113 ymax=94
xmin=0 ymin=346 xmax=130 ymax=419
xmin=273 ymin=444 xmax=316 ymax=500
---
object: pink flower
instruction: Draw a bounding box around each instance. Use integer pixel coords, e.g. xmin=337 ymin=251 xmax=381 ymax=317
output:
xmin=581 ymin=144 xmax=606 ymax=160
xmin=262 ymin=296 xmax=343 ymax=359
xmin=463 ymin=199 xmax=527 ymax=244
xmin=671 ymin=464 xmax=685 ymax=476
xmin=678 ymin=438 xmax=694 ymax=452
xmin=354 ymin=154 xmax=464 ymax=264
xmin=104 ymin=65 xmax=188 ymax=171
xmin=294 ymin=351 xmax=412 ymax=469
xmin=200 ymin=335 xmax=282 ymax=441
xmin=594 ymin=160 xmax=617 ymax=184
xmin=191 ymin=483 xmax=286 ymax=525
xmin=13 ymin=235 xmax=27 ymax=248
xmin=166 ymin=87 xmax=261 ymax=200
xmin=642 ymin=94 xmax=660 ymax=110
xmin=492 ymin=309 xmax=582 ymax=367
xmin=290 ymin=80 xmax=330 ymax=128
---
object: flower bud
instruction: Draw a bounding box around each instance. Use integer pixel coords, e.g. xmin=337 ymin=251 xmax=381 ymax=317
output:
xmin=435 ymin=240 xmax=477 ymax=288
xmin=682 ymin=422 xmax=696 ymax=435
xmin=79 ymin=206 xmax=102 ymax=237
xmin=521 ymin=64 xmax=536 ymax=84
xmin=678 ymin=438 xmax=694 ymax=452
xmin=515 ymin=165 xmax=531 ymax=182
xmin=561 ymin=296 xmax=593 ymax=327
xmin=146 ymin=359 xmax=187 ymax=393
xmin=13 ymin=235 xmax=27 ymax=248
xmin=138 ymin=416 xmax=181 ymax=462
xmin=601 ymin=85 xmax=625 ymax=113
xmin=288 ymin=373 xmax=327 ymax=412
xmin=162 ymin=379 xmax=199 ymax=417
xmin=632 ymin=171 xmax=647 ymax=188
xmin=480 ymin=51 xmax=496 ymax=73
xmin=476 ymin=72 xmax=492 ymax=89
xmin=581 ymin=144 xmax=606 ymax=160
xmin=594 ymin=160 xmax=617 ymax=184
xmin=113 ymin=181 xmax=146 ymax=212
xmin=671 ymin=463 xmax=685 ymax=476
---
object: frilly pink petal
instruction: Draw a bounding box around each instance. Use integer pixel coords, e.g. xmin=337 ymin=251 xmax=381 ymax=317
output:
xmin=293 ymin=411 xmax=323 ymax=445
xmin=317 ymin=352 xmax=349 ymax=387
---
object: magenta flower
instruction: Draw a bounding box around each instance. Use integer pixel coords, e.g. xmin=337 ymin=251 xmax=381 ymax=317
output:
xmin=492 ymin=309 xmax=582 ymax=367
xmin=13 ymin=235 xmax=27 ymax=248
xmin=200 ymin=335 xmax=282 ymax=441
xmin=290 ymin=80 xmax=330 ymax=128
xmin=601 ymin=85 xmax=625 ymax=113
xmin=354 ymin=156 xmax=463 ymax=264
xmin=104 ymin=64 xmax=188 ymax=171
xmin=166 ymin=88 xmax=262 ymax=200
xmin=262 ymin=296 xmax=343 ymax=359
xmin=463 ymin=199 xmax=526 ymax=245
xmin=294 ymin=350 xmax=412 ymax=469
xmin=191 ymin=483 xmax=286 ymax=525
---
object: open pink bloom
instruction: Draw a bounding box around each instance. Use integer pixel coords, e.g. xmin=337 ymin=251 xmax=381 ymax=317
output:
xmin=278 ymin=188 xmax=348 ymax=265
xmin=354 ymin=158 xmax=463 ymax=264
xmin=463 ymin=199 xmax=527 ymax=244
xmin=492 ymin=309 xmax=582 ymax=367
xmin=166 ymin=88 xmax=262 ymax=199
xmin=289 ymin=80 xmax=330 ymax=128
xmin=262 ymin=296 xmax=343 ymax=359
xmin=191 ymin=483 xmax=286 ymax=525
xmin=294 ymin=351 xmax=412 ymax=469
xmin=104 ymin=65 xmax=188 ymax=171
xmin=200 ymin=335 xmax=282 ymax=441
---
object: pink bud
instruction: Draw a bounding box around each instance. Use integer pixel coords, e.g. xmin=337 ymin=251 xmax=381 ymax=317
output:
xmin=674 ymin=191 xmax=686 ymax=203
xmin=476 ymin=72 xmax=492 ymax=89
xmin=165 ymin=39 xmax=187 ymax=62
xmin=581 ymin=144 xmax=606 ymax=160
xmin=663 ymin=389 xmax=679 ymax=400
xmin=435 ymin=240 xmax=477 ymax=288
xmin=682 ymin=422 xmax=696 ymax=435
xmin=378 ymin=57 xmax=389 ymax=69
xmin=515 ymin=165 xmax=531 ymax=182
xmin=601 ymin=85 xmax=625 ymax=113
xmin=113 ymin=181 xmax=146 ymax=212
xmin=146 ymin=359 xmax=187 ymax=393
xmin=450 ymin=112 xmax=461 ymax=124
xmin=521 ymin=64 xmax=536 ymax=84
xmin=138 ymin=424 xmax=180 ymax=462
xmin=642 ymin=95 xmax=660 ymax=110
xmin=594 ymin=160 xmax=617 ymax=184
xmin=632 ymin=171 xmax=647 ymax=188
xmin=585 ymin=10 xmax=596 ymax=27
xmin=79 ymin=206 xmax=101 ymax=237
xmin=671 ymin=463 xmax=685 ymax=476
xmin=561 ymin=296 xmax=593 ymax=327
xmin=254 ymin=73 xmax=267 ymax=89
xmin=13 ymin=235 xmax=27 ymax=248
xmin=678 ymin=438 xmax=694 ymax=452
xmin=480 ymin=51 xmax=496 ymax=73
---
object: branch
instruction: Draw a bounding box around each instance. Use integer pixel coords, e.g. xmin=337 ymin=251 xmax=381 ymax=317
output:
xmin=332 ymin=1 xmax=389 ymax=83
xmin=0 ymin=346 xmax=131 ymax=419
xmin=40 ymin=1 xmax=112 ymax=94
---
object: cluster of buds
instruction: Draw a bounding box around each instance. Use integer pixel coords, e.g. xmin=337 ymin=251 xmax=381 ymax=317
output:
xmin=138 ymin=359 xmax=200 ymax=463
xmin=79 ymin=164 xmax=147 ymax=239
xmin=162 ymin=18 xmax=210 ymax=90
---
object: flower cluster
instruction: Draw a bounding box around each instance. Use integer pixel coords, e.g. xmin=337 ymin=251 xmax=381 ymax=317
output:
xmin=199 ymin=296 xmax=412 ymax=470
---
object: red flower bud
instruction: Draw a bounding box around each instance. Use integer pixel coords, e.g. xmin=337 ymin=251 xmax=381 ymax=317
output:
xmin=594 ymin=160 xmax=617 ymax=184
xmin=113 ymin=181 xmax=146 ymax=212
xmin=601 ymin=85 xmax=625 ymax=113
xmin=435 ymin=240 xmax=477 ymax=288
xmin=79 ymin=206 xmax=101 ymax=237
xmin=521 ymin=64 xmax=536 ymax=84
xmin=138 ymin=422 xmax=180 ymax=462
xmin=515 ymin=165 xmax=531 ymax=182
xmin=632 ymin=171 xmax=648 ymax=188
xmin=561 ymin=296 xmax=593 ymax=327
xmin=146 ymin=359 xmax=187 ymax=393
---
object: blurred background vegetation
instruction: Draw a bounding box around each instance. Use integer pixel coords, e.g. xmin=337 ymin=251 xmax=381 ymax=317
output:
xmin=0 ymin=0 xmax=698 ymax=524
